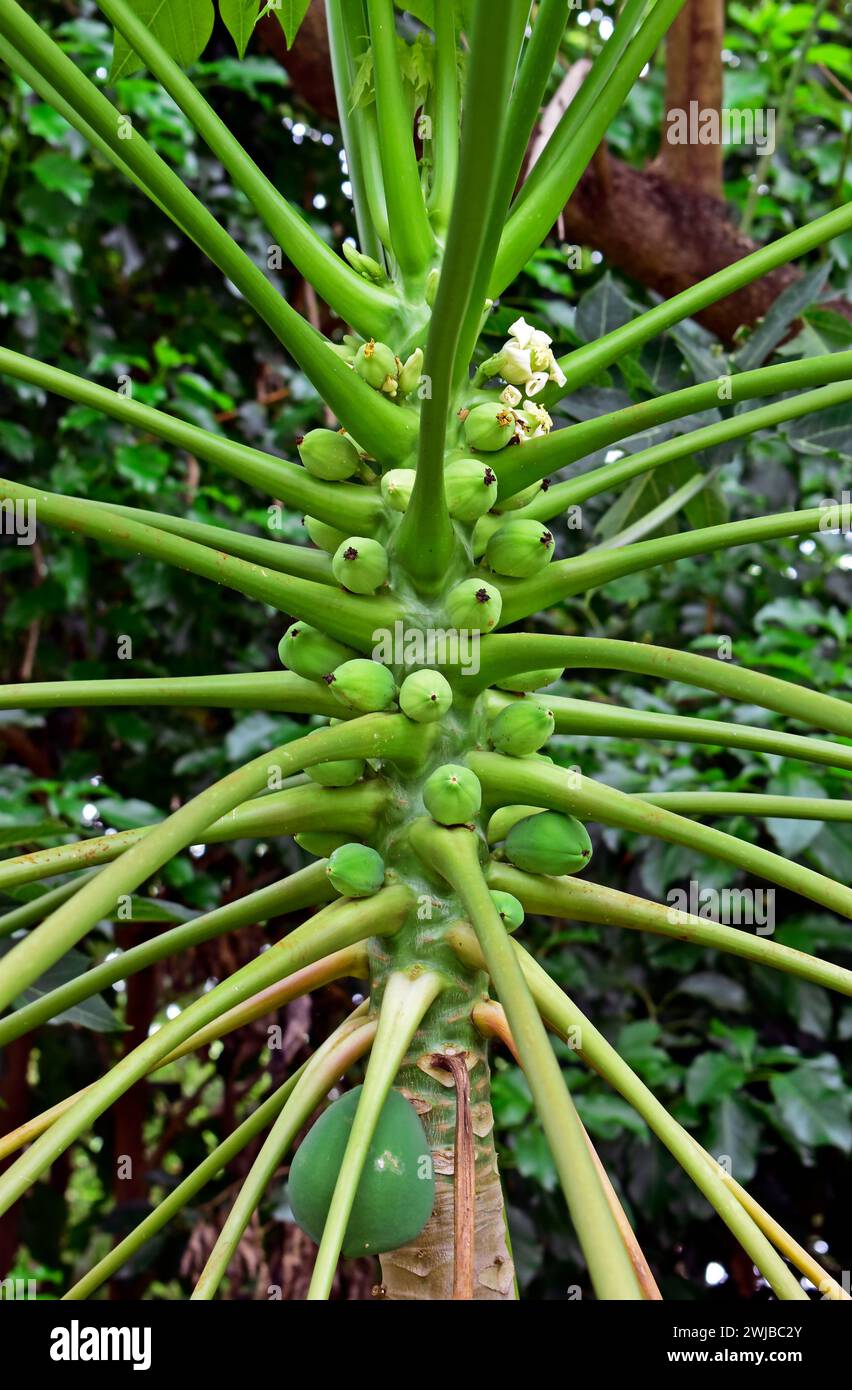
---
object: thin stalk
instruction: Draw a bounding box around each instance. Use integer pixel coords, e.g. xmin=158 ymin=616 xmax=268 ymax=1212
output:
xmin=469 ymin=752 xmax=852 ymax=918
xmin=547 ymin=203 xmax=852 ymax=399
xmin=0 ymin=477 xmax=399 ymax=648
xmin=0 ymin=347 xmax=383 ymax=532
xmin=410 ymin=820 xmax=644 ymax=1300
xmin=0 ymin=671 xmax=344 ymax=717
xmin=96 ymin=0 xmax=397 ymax=339
xmin=0 ymin=872 xmax=100 ymax=940
xmin=517 ymin=380 xmax=852 ymax=522
xmin=427 ymin=0 xmax=459 ymax=232
xmin=192 ymin=1012 xmax=377 ymax=1299
xmin=306 ymin=967 xmax=446 ymax=1299
xmin=474 ymin=634 xmax=852 ymax=738
xmin=0 ymin=862 xmax=335 ymax=1048
xmin=499 ymin=507 xmax=832 ymax=624
xmin=0 ymin=717 xmax=422 ymax=1009
xmin=636 ymin=792 xmax=852 ymax=820
xmin=365 ymin=0 xmax=435 ymax=275
xmin=396 ymin=0 xmax=524 ymax=590
xmin=328 ymin=0 xmax=391 ymax=253
xmin=486 ymin=864 xmax=852 ymax=997
xmin=0 ymin=887 xmax=411 ymax=1209
xmin=0 ymin=0 xmax=411 ymax=459
xmin=495 ymin=353 xmax=852 ymax=498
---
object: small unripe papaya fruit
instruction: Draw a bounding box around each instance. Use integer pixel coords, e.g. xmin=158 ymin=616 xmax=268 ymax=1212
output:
xmin=486 ymin=519 xmax=555 ymax=578
xmin=278 ymin=622 xmax=357 ymax=681
xmin=304 ymin=514 xmax=348 ymax=552
xmin=490 ymin=889 xmax=525 ymax=933
xmin=325 ymin=842 xmax=385 ymax=897
xmin=298 ymin=428 xmax=360 ymax=481
xmin=295 ymin=831 xmax=350 ymax=857
xmin=288 ymin=1086 xmax=434 ymax=1256
xmin=354 ymin=338 xmax=398 ymax=390
xmin=464 ymin=402 xmax=516 ymax=452
xmin=486 ymin=803 xmax=544 ymax=845
xmin=332 ymin=536 xmax=389 ymax=594
xmin=399 ymin=669 xmax=453 ymax=723
xmin=306 ymin=758 xmax=366 ymax=787
xmin=327 ymin=658 xmax=397 ymax=712
xmin=380 ymin=468 xmax=416 ymax=513
xmin=505 ymin=811 xmax=592 ymax=875
xmin=444 ymin=459 xmax=498 ymax=522
xmin=423 ymin=763 xmax=482 ymax=825
xmin=495 ymin=667 xmax=563 ymax=692
xmin=446 ymin=578 xmax=502 ymax=632
xmin=491 ymin=698 xmax=555 ymax=756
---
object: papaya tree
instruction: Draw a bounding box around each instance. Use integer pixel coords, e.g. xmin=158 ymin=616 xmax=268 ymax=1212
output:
xmin=0 ymin=0 xmax=851 ymax=1302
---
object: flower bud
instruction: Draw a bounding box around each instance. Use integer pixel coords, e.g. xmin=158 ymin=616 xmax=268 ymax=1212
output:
xmin=306 ymin=758 xmax=366 ymax=787
xmin=398 ymin=348 xmax=424 ymax=396
xmin=295 ymin=831 xmax=349 ymax=857
xmin=463 ymin=402 xmax=516 ymax=452
xmin=424 ymin=268 xmax=440 ymax=306
xmin=485 ymin=518 xmax=555 ymax=577
xmin=493 ymin=479 xmax=543 ymax=512
xmin=332 ymin=536 xmax=390 ymax=594
xmin=342 ymin=241 xmax=387 ymax=284
xmin=355 ymin=338 xmax=399 ymax=391
xmin=495 ymin=667 xmax=563 ymax=692
xmin=399 ymin=669 xmax=453 ymax=723
xmin=490 ymin=697 xmax=555 ymax=755
xmin=304 ymin=514 xmax=347 ymax=552
xmin=444 ymin=459 xmax=498 ymax=522
xmin=326 ymin=842 xmax=386 ymax=897
xmin=422 ymin=763 xmax=482 ymax=825
xmin=489 ymin=890 xmax=525 ymax=933
xmin=380 ymin=468 xmax=416 ymax=512
xmin=327 ymin=658 xmax=397 ymax=712
xmin=278 ymin=621 xmax=357 ymax=681
xmin=298 ymin=428 xmax=361 ymax=481
xmin=446 ymin=578 xmax=503 ymax=632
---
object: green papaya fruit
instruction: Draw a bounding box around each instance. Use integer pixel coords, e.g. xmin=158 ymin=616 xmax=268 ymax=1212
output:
xmin=295 ymin=831 xmax=350 ymax=857
xmin=489 ymin=889 xmax=525 ymax=933
xmin=306 ymin=758 xmax=366 ymax=787
xmin=354 ymin=338 xmax=399 ymax=392
xmin=493 ymin=479 xmax=543 ymax=512
xmin=494 ymin=667 xmax=563 ymax=692
xmin=471 ymin=512 xmax=503 ymax=558
xmin=444 ymin=459 xmax=498 ymax=521
xmin=332 ymin=536 xmax=390 ymax=595
xmin=304 ymin=514 xmax=348 ymax=552
xmin=446 ymin=578 xmax=503 ymax=632
xmin=380 ymin=468 xmax=416 ymax=513
xmin=422 ymin=763 xmax=482 ymax=825
xmin=325 ymin=842 xmax=385 ymax=897
xmin=278 ymin=622 xmax=357 ymax=682
xmin=504 ymin=811 xmax=593 ymax=875
xmin=327 ymin=658 xmax=397 ymax=712
xmin=485 ymin=519 xmax=555 ymax=578
xmin=463 ymin=402 xmax=516 ymax=452
xmin=486 ymin=803 xmax=545 ymax=845
xmin=297 ymin=428 xmax=360 ymax=481
xmin=399 ymin=669 xmax=453 ymax=723
xmin=288 ymin=1086 xmax=434 ymax=1256
xmin=490 ymin=698 xmax=555 ymax=755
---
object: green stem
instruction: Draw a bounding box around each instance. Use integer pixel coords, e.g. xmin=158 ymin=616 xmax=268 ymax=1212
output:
xmin=486 ymin=864 xmax=852 ymax=997
xmin=0 ymin=347 xmax=382 ymax=531
xmin=491 ymin=0 xmax=686 ymax=295
xmin=0 ymin=477 xmax=398 ymax=648
xmin=0 ymin=670 xmax=344 ymax=716
xmin=427 ymin=0 xmax=459 ymax=232
xmin=500 ymin=507 xmax=831 ymax=624
xmin=468 ymin=751 xmax=852 ymax=918
xmin=635 ymin=793 xmax=852 ymax=820
xmin=496 ymin=353 xmax=852 ymax=497
xmin=306 ymin=968 xmax=446 ymax=1300
xmin=0 ymin=862 xmax=335 ymax=1047
xmin=410 ymin=820 xmax=644 ymax=1300
xmin=0 ymin=717 xmax=422 ymax=1009
xmin=475 ymin=634 xmax=852 ymax=738
xmin=192 ymin=1013 xmax=378 ymax=1299
xmin=0 ymin=888 xmax=411 ymax=1216
xmin=326 ymin=0 xmax=386 ymax=260
xmin=448 ymin=925 xmax=807 ymax=1301
xmin=548 ymin=204 xmax=852 ymax=399
xmin=365 ymin=0 xmax=435 ymax=276
xmin=96 ymin=0 xmax=397 ymax=338
xmin=0 ymin=872 xmax=100 ymax=940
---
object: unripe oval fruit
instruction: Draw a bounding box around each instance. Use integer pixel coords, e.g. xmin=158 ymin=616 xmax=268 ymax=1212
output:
xmin=464 ymin=402 xmax=516 ymax=452
xmin=278 ymin=622 xmax=357 ymax=681
xmin=289 ymin=1086 xmax=434 ymax=1256
xmin=446 ymin=578 xmax=502 ymax=632
xmin=486 ymin=519 xmax=555 ymax=578
xmin=495 ymin=667 xmax=563 ymax=692
xmin=471 ymin=512 xmax=502 ymax=558
xmin=304 ymin=514 xmax=347 ymax=552
xmin=486 ymin=803 xmax=544 ymax=845
xmin=306 ymin=758 xmax=366 ymax=787
xmin=326 ymin=841 xmax=385 ymax=896
xmin=491 ymin=698 xmax=555 ymax=756
xmin=493 ymin=479 xmax=543 ymax=512
xmin=423 ymin=763 xmax=482 ymax=825
xmin=328 ymin=658 xmax=397 ymax=712
xmin=298 ymin=428 xmax=360 ymax=480
xmin=444 ymin=459 xmax=498 ymax=522
xmin=332 ymin=536 xmax=389 ymax=594
xmin=490 ymin=889 xmax=525 ymax=933
xmin=354 ymin=338 xmax=398 ymax=389
xmin=399 ymin=669 xmax=453 ymax=723
xmin=295 ymin=831 xmax=350 ymax=857
xmin=381 ymin=468 xmax=416 ymax=513
xmin=505 ymin=811 xmax=593 ymax=876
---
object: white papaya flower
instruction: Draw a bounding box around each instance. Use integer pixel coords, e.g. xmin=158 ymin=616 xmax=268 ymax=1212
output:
xmin=500 ymin=384 xmax=523 ymax=406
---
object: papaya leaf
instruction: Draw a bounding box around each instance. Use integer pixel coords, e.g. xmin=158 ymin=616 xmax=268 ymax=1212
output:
xmin=219 ymin=0 xmax=260 ymax=58
xmin=267 ymin=0 xmax=311 ymax=48
xmin=110 ymin=0 xmax=215 ymax=82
